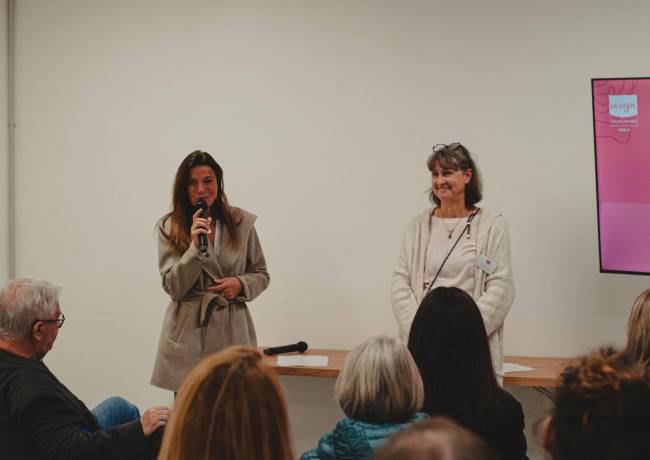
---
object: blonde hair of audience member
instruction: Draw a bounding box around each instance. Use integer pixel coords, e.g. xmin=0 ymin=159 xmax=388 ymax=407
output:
xmin=335 ymin=335 xmax=424 ymax=423
xmin=374 ymin=417 xmax=497 ymax=460
xmin=626 ymin=288 xmax=650 ymax=364
xmin=543 ymin=348 xmax=650 ymax=460
xmin=157 ymin=346 xmax=293 ymax=460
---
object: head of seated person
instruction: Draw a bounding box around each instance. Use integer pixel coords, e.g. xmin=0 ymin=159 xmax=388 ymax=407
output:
xmin=544 ymin=348 xmax=650 ymax=460
xmin=626 ymin=288 xmax=650 ymax=364
xmin=374 ymin=416 xmax=497 ymax=460
xmin=158 ymin=346 xmax=294 ymax=460
xmin=0 ymin=277 xmax=63 ymax=360
xmin=408 ymin=286 xmax=500 ymax=424
xmin=407 ymin=287 xmax=527 ymax=459
xmin=334 ymin=335 xmax=424 ymax=424
xmin=300 ymin=335 xmax=425 ymax=460
xmin=336 ymin=334 xmax=424 ymax=424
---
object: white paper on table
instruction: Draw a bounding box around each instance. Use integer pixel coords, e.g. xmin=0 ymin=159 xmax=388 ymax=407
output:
xmin=502 ymin=362 xmax=534 ymax=373
xmin=277 ymin=355 xmax=329 ymax=367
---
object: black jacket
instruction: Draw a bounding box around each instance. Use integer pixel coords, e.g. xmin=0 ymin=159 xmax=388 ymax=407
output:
xmin=425 ymin=388 xmax=528 ymax=460
xmin=476 ymin=389 xmax=528 ymax=460
xmin=0 ymin=349 xmax=149 ymax=460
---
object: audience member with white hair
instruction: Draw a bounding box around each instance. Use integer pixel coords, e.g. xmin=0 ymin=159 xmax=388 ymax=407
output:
xmin=0 ymin=278 xmax=170 ymax=460
xmin=300 ymin=335 xmax=427 ymax=460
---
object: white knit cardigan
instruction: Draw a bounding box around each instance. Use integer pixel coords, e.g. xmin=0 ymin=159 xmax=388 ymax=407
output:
xmin=391 ymin=207 xmax=515 ymax=376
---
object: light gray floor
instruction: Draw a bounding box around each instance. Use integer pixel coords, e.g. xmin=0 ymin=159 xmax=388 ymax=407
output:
xmin=280 ymin=376 xmax=552 ymax=459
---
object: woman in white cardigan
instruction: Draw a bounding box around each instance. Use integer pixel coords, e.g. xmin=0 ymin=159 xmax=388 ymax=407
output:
xmin=391 ymin=143 xmax=514 ymax=378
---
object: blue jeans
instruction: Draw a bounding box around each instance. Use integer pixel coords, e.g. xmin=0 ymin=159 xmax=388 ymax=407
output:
xmin=91 ymin=396 xmax=141 ymax=431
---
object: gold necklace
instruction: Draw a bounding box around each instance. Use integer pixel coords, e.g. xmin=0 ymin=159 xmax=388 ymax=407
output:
xmin=440 ymin=217 xmax=463 ymax=239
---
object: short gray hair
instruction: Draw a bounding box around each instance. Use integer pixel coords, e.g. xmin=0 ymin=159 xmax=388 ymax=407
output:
xmin=0 ymin=278 xmax=61 ymax=341
xmin=335 ymin=335 xmax=424 ymax=424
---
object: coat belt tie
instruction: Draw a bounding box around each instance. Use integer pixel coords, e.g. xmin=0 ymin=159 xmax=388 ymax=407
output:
xmin=198 ymin=292 xmax=231 ymax=327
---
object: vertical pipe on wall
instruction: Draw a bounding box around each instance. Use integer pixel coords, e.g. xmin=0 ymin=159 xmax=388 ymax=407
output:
xmin=6 ymin=0 xmax=13 ymax=279
xmin=0 ymin=0 xmax=12 ymax=284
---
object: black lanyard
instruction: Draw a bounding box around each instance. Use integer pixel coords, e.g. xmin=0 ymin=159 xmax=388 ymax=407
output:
xmin=423 ymin=207 xmax=481 ymax=299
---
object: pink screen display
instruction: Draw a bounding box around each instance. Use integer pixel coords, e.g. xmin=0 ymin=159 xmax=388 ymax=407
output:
xmin=593 ymin=78 xmax=650 ymax=274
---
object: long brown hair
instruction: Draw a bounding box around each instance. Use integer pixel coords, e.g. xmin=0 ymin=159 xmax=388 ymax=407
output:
xmin=158 ymin=347 xmax=294 ymax=460
xmin=408 ymin=287 xmax=500 ymax=433
xmin=162 ymin=150 xmax=241 ymax=253
xmin=626 ymin=288 xmax=650 ymax=364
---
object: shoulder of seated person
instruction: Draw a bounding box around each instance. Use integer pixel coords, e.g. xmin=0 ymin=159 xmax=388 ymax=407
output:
xmin=499 ymin=389 xmax=522 ymax=405
xmin=8 ymin=368 xmax=62 ymax=398
xmin=493 ymin=389 xmax=524 ymax=416
xmin=333 ymin=417 xmax=374 ymax=437
xmin=336 ymin=416 xmax=417 ymax=432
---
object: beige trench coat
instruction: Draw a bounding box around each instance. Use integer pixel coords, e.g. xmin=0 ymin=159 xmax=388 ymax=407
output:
xmin=150 ymin=207 xmax=269 ymax=391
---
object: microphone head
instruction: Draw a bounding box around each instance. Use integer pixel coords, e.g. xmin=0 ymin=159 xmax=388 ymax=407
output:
xmin=297 ymin=341 xmax=308 ymax=353
xmin=196 ymin=198 xmax=208 ymax=211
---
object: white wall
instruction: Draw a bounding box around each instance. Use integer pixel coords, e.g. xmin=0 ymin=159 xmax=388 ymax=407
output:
xmin=11 ymin=0 xmax=650 ymax=457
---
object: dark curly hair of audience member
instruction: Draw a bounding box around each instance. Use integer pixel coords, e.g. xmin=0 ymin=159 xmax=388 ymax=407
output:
xmin=545 ymin=348 xmax=650 ymax=460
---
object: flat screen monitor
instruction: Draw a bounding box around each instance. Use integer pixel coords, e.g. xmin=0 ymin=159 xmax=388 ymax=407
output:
xmin=592 ymin=77 xmax=650 ymax=275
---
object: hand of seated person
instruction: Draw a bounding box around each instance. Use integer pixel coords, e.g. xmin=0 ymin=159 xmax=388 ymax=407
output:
xmin=140 ymin=406 xmax=171 ymax=437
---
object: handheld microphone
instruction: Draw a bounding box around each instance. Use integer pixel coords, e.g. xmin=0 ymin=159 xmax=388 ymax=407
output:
xmin=263 ymin=341 xmax=308 ymax=356
xmin=196 ymin=198 xmax=209 ymax=254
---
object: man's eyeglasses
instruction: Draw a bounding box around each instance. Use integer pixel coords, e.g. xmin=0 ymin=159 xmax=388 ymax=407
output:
xmin=36 ymin=313 xmax=66 ymax=329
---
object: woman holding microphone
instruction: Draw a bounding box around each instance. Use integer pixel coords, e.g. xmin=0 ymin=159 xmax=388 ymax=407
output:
xmin=391 ymin=143 xmax=514 ymax=378
xmin=151 ymin=150 xmax=270 ymax=392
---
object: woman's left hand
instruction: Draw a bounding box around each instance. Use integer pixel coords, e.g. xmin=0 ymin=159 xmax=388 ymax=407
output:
xmin=209 ymin=277 xmax=242 ymax=300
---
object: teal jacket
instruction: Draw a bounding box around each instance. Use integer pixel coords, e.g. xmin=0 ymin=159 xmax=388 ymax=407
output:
xmin=300 ymin=413 xmax=428 ymax=460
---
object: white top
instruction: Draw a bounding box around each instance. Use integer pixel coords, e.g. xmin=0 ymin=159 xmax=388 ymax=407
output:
xmin=424 ymin=214 xmax=478 ymax=299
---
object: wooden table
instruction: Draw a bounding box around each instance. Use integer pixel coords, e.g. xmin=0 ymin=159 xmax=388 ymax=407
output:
xmin=262 ymin=348 xmax=574 ymax=395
